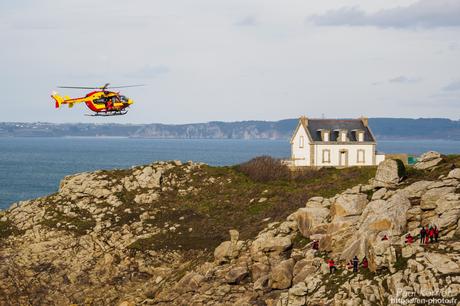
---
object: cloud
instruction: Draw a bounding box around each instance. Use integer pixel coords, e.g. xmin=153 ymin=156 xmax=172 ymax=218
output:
xmin=308 ymin=0 xmax=460 ymax=28
xmin=125 ymin=65 xmax=170 ymax=79
xmin=442 ymin=81 xmax=460 ymax=91
xmin=234 ymin=16 xmax=257 ymax=27
xmin=373 ymin=76 xmax=421 ymax=85
xmin=388 ymin=76 xmax=421 ymax=84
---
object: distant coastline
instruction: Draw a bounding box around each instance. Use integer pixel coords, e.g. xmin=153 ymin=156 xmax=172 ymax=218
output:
xmin=1 ymin=118 xmax=459 ymax=140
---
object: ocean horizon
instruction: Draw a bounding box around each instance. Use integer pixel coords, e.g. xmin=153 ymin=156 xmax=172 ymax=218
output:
xmin=1 ymin=137 xmax=459 ymax=210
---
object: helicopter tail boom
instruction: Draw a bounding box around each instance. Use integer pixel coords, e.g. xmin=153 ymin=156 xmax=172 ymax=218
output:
xmin=51 ymin=93 xmax=64 ymax=108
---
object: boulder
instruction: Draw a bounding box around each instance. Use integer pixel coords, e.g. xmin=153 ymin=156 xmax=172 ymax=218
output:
xmin=295 ymin=206 xmax=330 ymax=237
xmin=414 ymin=151 xmax=442 ymax=170
xmin=214 ymin=230 xmax=244 ymax=264
xmin=373 ymin=159 xmax=405 ymax=187
xmin=359 ymin=193 xmax=411 ymax=237
xmin=432 ymin=194 xmax=460 ymax=236
xmin=225 ymin=266 xmax=249 ymax=284
xmin=420 ymin=187 xmax=456 ymax=210
xmin=251 ymin=262 xmax=270 ymax=281
xmin=401 ymin=181 xmax=432 ymax=198
xmin=447 ymin=168 xmax=460 ymax=179
xmin=269 ymin=259 xmax=294 ymax=289
xmin=292 ymin=263 xmax=318 ymax=285
xmin=330 ymin=193 xmax=368 ymax=218
xmin=368 ymin=240 xmax=396 ymax=272
xmin=250 ymin=234 xmax=292 ymax=261
xmin=322 ymin=216 xmax=360 ymax=254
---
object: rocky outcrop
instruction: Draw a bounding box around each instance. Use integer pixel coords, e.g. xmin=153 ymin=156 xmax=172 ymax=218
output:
xmin=373 ymin=158 xmax=405 ymax=187
xmin=294 ymin=197 xmax=330 ymax=237
xmin=1 ymin=155 xmax=460 ymax=305
xmin=414 ymin=151 xmax=443 ymax=170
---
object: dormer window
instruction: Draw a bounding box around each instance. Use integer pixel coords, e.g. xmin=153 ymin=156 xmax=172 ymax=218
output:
xmin=353 ymin=129 xmax=364 ymax=142
xmin=333 ymin=129 xmax=347 ymax=142
xmin=317 ymin=129 xmax=330 ymax=142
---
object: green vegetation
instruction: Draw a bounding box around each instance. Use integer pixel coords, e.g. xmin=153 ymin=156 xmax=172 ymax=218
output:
xmin=292 ymin=233 xmax=311 ymax=249
xmin=405 ymin=154 xmax=460 ymax=184
xmin=40 ymin=207 xmax=96 ymax=236
xmin=128 ymin=236 xmax=156 ymax=251
xmin=129 ymin=158 xmax=376 ymax=252
xmin=0 ymin=219 xmax=21 ymax=239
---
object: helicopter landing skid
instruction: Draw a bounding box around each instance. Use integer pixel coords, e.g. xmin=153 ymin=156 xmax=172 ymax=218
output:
xmin=86 ymin=110 xmax=129 ymax=117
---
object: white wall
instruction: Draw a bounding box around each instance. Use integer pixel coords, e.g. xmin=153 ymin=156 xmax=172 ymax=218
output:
xmin=376 ymin=154 xmax=386 ymax=165
xmin=292 ymin=126 xmax=310 ymax=166
xmin=314 ymin=144 xmax=375 ymax=167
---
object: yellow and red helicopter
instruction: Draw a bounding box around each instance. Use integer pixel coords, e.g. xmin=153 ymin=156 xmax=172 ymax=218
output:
xmin=51 ymin=83 xmax=143 ymax=116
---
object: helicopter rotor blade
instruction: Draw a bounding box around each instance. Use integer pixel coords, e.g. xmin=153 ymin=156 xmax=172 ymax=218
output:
xmin=57 ymin=86 xmax=100 ymax=89
xmin=107 ymin=84 xmax=145 ymax=89
xmin=57 ymin=84 xmax=145 ymax=90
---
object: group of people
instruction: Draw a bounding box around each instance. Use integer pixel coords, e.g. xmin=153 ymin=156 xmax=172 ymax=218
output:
xmin=419 ymin=225 xmax=439 ymax=244
xmin=319 ymin=225 xmax=441 ymax=276
xmin=404 ymin=225 xmax=440 ymax=245
xmin=327 ymin=256 xmax=368 ymax=274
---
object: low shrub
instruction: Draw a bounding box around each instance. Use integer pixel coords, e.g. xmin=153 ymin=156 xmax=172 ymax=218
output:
xmin=237 ymin=156 xmax=290 ymax=182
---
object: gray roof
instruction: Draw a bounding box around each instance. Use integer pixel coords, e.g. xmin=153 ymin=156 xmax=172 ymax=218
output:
xmin=306 ymin=119 xmax=375 ymax=142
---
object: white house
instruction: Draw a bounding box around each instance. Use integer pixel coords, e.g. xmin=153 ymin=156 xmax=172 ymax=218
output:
xmin=290 ymin=116 xmax=385 ymax=167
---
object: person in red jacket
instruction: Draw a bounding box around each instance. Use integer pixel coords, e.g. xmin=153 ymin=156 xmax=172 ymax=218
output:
xmin=405 ymin=233 xmax=414 ymax=244
xmin=429 ymin=226 xmax=435 ymax=243
xmin=328 ymin=259 xmax=336 ymax=274
xmin=434 ymin=226 xmax=439 ymax=242
xmin=425 ymin=226 xmax=430 ymax=244
xmin=362 ymin=257 xmax=369 ymax=269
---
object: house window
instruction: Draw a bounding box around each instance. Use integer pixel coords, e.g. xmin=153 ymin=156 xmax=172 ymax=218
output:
xmin=357 ymin=149 xmax=365 ymax=163
xmin=358 ymin=132 xmax=364 ymax=142
xmin=322 ymin=149 xmax=331 ymax=163
xmin=299 ymin=136 xmax=304 ymax=148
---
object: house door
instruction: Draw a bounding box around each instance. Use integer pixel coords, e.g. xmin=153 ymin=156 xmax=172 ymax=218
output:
xmin=339 ymin=150 xmax=348 ymax=167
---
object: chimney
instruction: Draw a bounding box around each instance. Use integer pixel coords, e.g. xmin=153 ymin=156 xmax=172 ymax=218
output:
xmin=361 ymin=116 xmax=368 ymax=127
xmin=300 ymin=116 xmax=308 ymax=127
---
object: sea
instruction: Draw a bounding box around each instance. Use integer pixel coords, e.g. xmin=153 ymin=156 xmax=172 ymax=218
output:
xmin=0 ymin=137 xmax=459 ymax=210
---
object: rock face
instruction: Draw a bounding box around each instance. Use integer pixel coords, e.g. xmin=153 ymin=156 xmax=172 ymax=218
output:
xmin=214 ymin=230 xmax=245 ymax=264
xmin=1 ymin=155 xmax=460 ymax=306
xmin=414 ymin=151 xmax=443 ymax=170
xmin=294 ymin=204 xmax=330 ymax=237
xmin=373 ymin=159 xmax=405 ymax=187
xmin=269 ymin=259 xmax=294 ymax=289
xmin=331 ymin=193 xmax=368 ymax=218
xmin=448 ymin=168 xmax=460 ymax=179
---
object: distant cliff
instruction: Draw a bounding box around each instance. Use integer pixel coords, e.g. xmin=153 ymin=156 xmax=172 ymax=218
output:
xmin=1 ymin=118 xmax=459 ymax=140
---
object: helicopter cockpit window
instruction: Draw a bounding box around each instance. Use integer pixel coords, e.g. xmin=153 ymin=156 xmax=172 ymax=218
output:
xmin=120 ymin=95 xmax=129 ymax=102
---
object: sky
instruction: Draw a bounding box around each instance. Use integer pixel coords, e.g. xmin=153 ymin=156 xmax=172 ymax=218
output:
xmin=0 ymin=0 xmax=459 ymax=124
